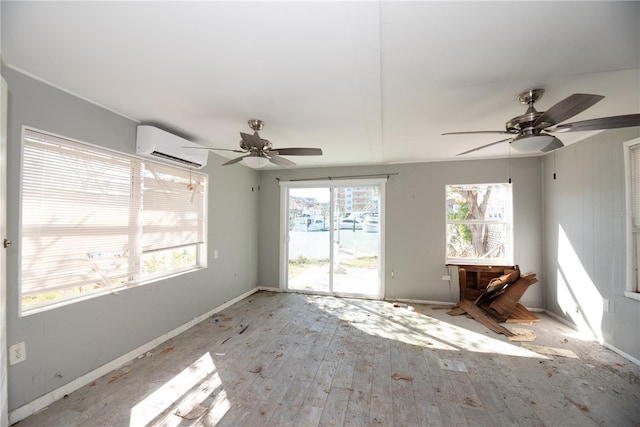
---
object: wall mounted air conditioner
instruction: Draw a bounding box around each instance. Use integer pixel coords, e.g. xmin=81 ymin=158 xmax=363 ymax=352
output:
xmin=136 ymin=125 xmax=208 ymax=169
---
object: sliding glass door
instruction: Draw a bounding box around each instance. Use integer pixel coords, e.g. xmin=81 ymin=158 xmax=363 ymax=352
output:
xmin=282 ymin=179 xmax=384 ymax=298
xmin=286 ymin=187 xmax=331 ymax=293
xmin=332 ymin=185 xmax=381 ymax=296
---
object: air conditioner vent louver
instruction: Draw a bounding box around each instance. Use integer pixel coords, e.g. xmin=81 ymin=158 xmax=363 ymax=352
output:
xmin=150 ymin=150 xmax=203 ymax=168
xmin=136 ymin=125 xmax=208 ymax=169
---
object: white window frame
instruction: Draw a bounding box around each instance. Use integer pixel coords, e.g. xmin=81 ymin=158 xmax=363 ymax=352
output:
xmin=624 ymin=137 xmax=640 ymax=301
xmin=445 ymin=182 xmax=513 ymax=266
xmin=19 ymin=127 xmax=208 ymax=315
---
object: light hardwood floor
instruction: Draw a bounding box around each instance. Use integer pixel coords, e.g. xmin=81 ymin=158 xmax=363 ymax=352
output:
xmin=15 ymin=291 xmax=640 ymax=426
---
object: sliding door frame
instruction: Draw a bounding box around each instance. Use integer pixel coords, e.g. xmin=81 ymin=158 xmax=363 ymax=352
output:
xmin=279 ymin=178 xmax=386 ymax=299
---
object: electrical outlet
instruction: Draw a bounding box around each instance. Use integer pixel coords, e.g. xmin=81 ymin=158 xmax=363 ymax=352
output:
xmin=9 ymin=342 xmax=26 ymax=365
xmin=214 ymin=249 xmax=218 ymax=259
xmin=603 ymin=299 xmax=609 ymax=312
xmin=442 ymin=275 xmax=451 ymax=281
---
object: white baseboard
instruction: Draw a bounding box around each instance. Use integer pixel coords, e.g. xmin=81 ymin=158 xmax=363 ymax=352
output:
xmin=258 ymin=286 xmax=282 ymax=292
xmin=603 ymin=342 xmax=640 ymax=367
xmin=543 ymin=309 xmax=640 ymax=367
xmin=9 ymin=287 xmax=260 ymax=424
xmin=389 ymin=297 xmax=457 ymax=306
xmin=543 ymin=309 xmax=580 ymax=330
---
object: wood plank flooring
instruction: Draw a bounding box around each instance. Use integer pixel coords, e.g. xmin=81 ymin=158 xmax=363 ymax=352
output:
xmin=15 ymin=291 xmax=640 ymax=426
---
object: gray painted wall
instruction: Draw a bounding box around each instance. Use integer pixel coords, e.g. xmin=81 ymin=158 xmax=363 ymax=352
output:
xmin=543 ymin=127 xmax=640 ymax=360
xmin=6 ymin=57 xmax=637 ymax=413
xmin=258 ymin=157 xmax=543 ymax=306
xmin=3 ymin=67 xmax=260 ymax=410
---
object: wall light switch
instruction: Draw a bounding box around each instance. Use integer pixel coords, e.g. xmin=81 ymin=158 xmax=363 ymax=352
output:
xmin=442 ymin=275 xmax=451 ymax=281
xmin=9 ymin=342 xmax=26 ymax=365
xmin=214 ymin=249 xmax=218 ymax=259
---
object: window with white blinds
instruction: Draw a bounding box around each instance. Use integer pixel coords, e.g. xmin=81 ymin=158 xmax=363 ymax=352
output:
xmin=142 ymin=162 xmax=205 ymax=252
xmin=630 ymin=144 xmax=640 ymax=231
xmin=20 ymin=128 xmax=207 ymax=314
xmin=629 ymin=143 xmax=640 ymax=294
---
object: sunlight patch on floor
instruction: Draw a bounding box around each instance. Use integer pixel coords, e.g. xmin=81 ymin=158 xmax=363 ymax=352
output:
xmin=129 ymin=352 xmax=229 ymax=426
xmin=306 ymin=296 xmax=547 ymax=359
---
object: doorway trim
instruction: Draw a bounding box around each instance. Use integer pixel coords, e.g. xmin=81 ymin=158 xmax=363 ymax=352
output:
xmin=1 ymin=76 xmax=9 ymax=427
xmin=279 ymin=178 xmax=386 ymax=299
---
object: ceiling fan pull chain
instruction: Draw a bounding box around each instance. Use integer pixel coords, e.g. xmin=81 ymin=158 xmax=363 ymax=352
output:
xmin=508 ymin=144 xmax=512 ymax=184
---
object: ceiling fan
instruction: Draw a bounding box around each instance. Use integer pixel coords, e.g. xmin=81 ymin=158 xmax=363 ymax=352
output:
xmin=443 ymin=88 xmax=640 ymax=156
xmin=191 ymin=119 xmax=323 ymax=167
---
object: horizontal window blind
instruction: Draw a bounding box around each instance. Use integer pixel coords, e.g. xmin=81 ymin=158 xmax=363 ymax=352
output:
xmin=22 ymin=130 xmax=139 ymax=297
xmin=142 ymin=163 xmax=206 ymax=252
xmin=21 ymin=128 xmax=207 ymax=311
xmin=631 ymin=144 xmax=640 ymax=229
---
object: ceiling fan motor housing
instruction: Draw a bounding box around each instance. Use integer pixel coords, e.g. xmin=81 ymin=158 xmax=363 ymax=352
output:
xmin=239 ymin=137 xmax=271 ymax=152
xmin=506 ymin=110 xmax=544 ymax=135
xmin=506 ymin=89 xmax=546 ymax=135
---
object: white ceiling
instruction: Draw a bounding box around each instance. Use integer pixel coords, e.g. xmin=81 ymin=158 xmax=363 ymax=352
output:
xmin=2 ymin=1 xmax=639 ymax=168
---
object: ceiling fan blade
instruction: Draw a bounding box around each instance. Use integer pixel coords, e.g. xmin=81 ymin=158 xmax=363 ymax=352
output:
xmin=182 ymin=146 xmax=245 ymax=153
xmin=271 ymin=147 xmax=323 ymax=156
xmin=533 ymin=93 xmax=604 ymax=129
xmin=551 ymin=114 xmax=640 ymax=133
xmin=443 ymin=131 xmax=511 ymax=136
xmin=540 ymin=138 xmax=564 ymax=153
xmin=222 ymin=154 xmax=251 ymax=166
xmin=456 ymin=138 xmax=512 ymax=156
xmin=240 ymin=132 xmax=262 ymax=149
xmin=268 ymin=154 xmax=296 ymax=167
